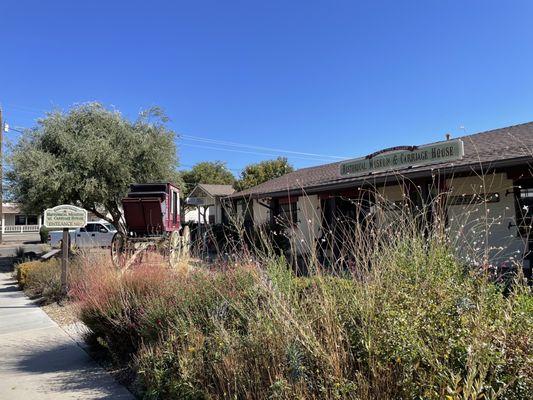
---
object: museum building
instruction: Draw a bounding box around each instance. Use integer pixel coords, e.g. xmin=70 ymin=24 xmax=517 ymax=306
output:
xmin=227 ymin=121 xmax=533 ymax=277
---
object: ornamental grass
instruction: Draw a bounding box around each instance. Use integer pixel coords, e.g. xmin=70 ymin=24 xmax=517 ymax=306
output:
xmin=70 ymin=190 xmax=532 ymax=399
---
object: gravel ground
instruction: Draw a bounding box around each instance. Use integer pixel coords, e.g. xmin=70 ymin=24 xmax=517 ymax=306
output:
xmin=42 ymin=302 xmax=79 ymax=327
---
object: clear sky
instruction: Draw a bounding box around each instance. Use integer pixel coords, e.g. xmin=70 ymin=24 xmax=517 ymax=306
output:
xmin=2 ymin=1 xmax=533 ymax=175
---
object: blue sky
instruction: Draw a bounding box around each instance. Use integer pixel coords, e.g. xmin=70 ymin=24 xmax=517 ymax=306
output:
xmin=2 ymin=1 xmax=533 ymax=175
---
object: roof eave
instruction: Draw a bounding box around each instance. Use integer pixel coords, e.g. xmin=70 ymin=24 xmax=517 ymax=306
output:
xmin=226 ymin=156 xmax=533 ymax=200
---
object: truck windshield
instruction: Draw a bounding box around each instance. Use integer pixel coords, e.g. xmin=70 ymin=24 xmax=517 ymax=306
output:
xmin=105 ymin=223 xmax=117 ymax=231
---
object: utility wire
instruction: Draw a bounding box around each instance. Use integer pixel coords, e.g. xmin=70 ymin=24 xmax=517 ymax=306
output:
xmin=179 ymin=163 xmax=243 ymax=173
xmin=179 ymin=133 xmax=347 ymax=160
xmin=1 ymin=103 xmax=47 ymax=115
xmin=179 ymin=142 xmax=339 ymax=162
xmin=2 ymin=102 xmax=349 ymax=160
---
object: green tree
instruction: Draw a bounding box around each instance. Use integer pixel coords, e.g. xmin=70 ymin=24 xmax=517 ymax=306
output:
xmin=181 ymin=161 xmax=235 ymax=196
xmin=7 ymin=102 xmax=180 ymax=231
xmin=235 ymin=157 xmax=294 ymax=191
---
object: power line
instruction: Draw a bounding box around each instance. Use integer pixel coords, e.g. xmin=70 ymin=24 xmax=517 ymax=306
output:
xmin=1 ymin=103 xmax=47 ymax=115
xmin=2 ymin=102 xmax=346 ymax=164
xmin=179 ymin=163 xmax=243 ymax=173
xmin=2 ymin=101 xmax=349 ymax=160
xmin=179 ymin=142 xmax=339 ymax=162
xmin=179 ymin=133 xmax=347 ymax=160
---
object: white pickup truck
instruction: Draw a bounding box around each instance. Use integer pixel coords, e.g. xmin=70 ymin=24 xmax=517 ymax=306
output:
xmin=48 ymin=220 xmax=117 ymax=248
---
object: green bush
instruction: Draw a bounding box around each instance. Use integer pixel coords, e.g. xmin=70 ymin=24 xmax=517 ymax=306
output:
xmin=15 ymin=258 xmax=81 ymax=303
xmin=39 ymin=226 xmax=49 ymax=243
xmin=15 ymin=259 xmax=62 ymax=301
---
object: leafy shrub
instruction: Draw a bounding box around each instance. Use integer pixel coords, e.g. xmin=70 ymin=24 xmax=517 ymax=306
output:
xmin=16 ymin=260 xmax=40 ymax=288
xmin=15 ymin=258 xmax=82 ymax=303
xmin=15 ymin=259 xmax=62 ymax=301
xmin=39 ymin=226 xmax=50 ymax=243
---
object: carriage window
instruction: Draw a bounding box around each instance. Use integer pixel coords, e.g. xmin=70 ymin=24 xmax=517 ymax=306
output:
xmin=172 ymin=191 xmax=178 ymax=224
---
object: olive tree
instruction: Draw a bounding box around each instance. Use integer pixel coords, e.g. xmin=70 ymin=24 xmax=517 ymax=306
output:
xmin=7 ymin=102 xmax=180 ymax=231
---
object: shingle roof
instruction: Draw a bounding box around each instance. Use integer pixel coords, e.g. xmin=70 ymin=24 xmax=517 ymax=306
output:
xmin=229 ymin=121 xmax=533 ymax=199
xmin=197 ymin=184 xmax=235 ymax=197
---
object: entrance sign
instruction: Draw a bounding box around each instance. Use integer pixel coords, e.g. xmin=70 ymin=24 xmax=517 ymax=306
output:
xmin=340 ymin=139 xmax=464 ymax=177
xmin=43 ymin=205 xmax=87 ymax=296
xmin=44 ymin=205 xmax=87 ymax=229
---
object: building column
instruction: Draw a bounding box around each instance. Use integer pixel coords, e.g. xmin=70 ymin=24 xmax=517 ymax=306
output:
xmin=1 ymin=214 xmax=4 ymax=234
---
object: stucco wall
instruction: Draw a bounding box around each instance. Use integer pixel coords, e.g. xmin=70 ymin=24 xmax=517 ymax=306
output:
xmin=375 ymin=184 xmax=407 ymax=229
xmin=446 ymin=173 xmax=524 ymax=267
xmin=252 ymin=199 xmax=270 ymax=225
xmin=214 ymin=198 xmax=223 ymax=224
xmin=295 ymin=195 xmax=321 ymax=254
xmin=377 ymin=184 xmax=405 ymax=203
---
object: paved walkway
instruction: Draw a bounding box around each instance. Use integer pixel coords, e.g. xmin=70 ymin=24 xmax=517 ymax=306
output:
xmin=0 ymin=270 xmax=134 ymax=399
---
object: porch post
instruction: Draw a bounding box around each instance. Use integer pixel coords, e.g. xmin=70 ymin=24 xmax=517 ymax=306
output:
xmin=1 ymin=214 xmax=4 ymax=234
xmin=38 ymin=214 xmax=42 ymax=229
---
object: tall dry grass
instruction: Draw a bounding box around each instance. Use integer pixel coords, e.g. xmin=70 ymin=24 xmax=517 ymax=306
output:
xmin=71 ymin=185 xmax=532 ymax=399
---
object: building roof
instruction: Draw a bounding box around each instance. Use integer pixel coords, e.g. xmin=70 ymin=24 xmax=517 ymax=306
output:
xmin=194 ymin=184 xmax=236 ymax=197
xmin=229 ymin=121 xmax=533 ymax=199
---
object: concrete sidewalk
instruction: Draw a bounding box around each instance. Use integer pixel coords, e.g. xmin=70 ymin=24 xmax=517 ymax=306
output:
xmin=0 ymin=270 xmax=134 ymax=399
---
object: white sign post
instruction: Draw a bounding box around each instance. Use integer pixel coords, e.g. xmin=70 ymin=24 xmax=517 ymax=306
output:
xmin=44 ymin=205 xmax=88 ymax=295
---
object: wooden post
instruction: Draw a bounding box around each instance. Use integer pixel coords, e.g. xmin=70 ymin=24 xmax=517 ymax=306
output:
xmin=61 ymin=228 xmax=69 ymax=294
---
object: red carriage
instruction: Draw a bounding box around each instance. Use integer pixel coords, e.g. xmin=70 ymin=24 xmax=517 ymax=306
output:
xmin=110 ymin=182 xmax=189 ymax=268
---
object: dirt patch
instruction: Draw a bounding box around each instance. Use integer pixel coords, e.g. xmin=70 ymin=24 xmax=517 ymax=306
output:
xmin=42 ymin=301 xmax=79 ymax=326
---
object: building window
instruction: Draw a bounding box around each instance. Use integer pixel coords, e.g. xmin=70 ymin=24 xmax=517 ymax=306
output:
xmin=15 ymin=215 xmax=26 ymax=225
xmin=516 ymin=184 xmax=533 ymax=236
xmin=448 ymin=192 xmax=500 ymax=206
xmin=27 ymin=215 xmax=38 ymax=225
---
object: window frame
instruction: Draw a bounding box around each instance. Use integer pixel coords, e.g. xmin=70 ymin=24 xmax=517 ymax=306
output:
xmin=514 ymin=180 xmax=533 ymax=237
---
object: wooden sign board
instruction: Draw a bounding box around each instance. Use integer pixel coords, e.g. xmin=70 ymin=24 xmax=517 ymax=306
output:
xmin=340 ymin=139 xmax=465 ymax=177
xmin=44 ymin=205 xmax=88 ymax=229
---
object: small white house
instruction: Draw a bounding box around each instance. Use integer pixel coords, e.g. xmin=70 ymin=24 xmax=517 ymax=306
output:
xmin=185 ymin=184 xmax=235 ymax=224
xmin=1 ymin=203 xmax=42 ymax=233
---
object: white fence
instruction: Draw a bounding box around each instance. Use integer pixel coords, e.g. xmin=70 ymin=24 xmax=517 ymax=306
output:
xmin=2 ymin=225 xmax=40 ymax=233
